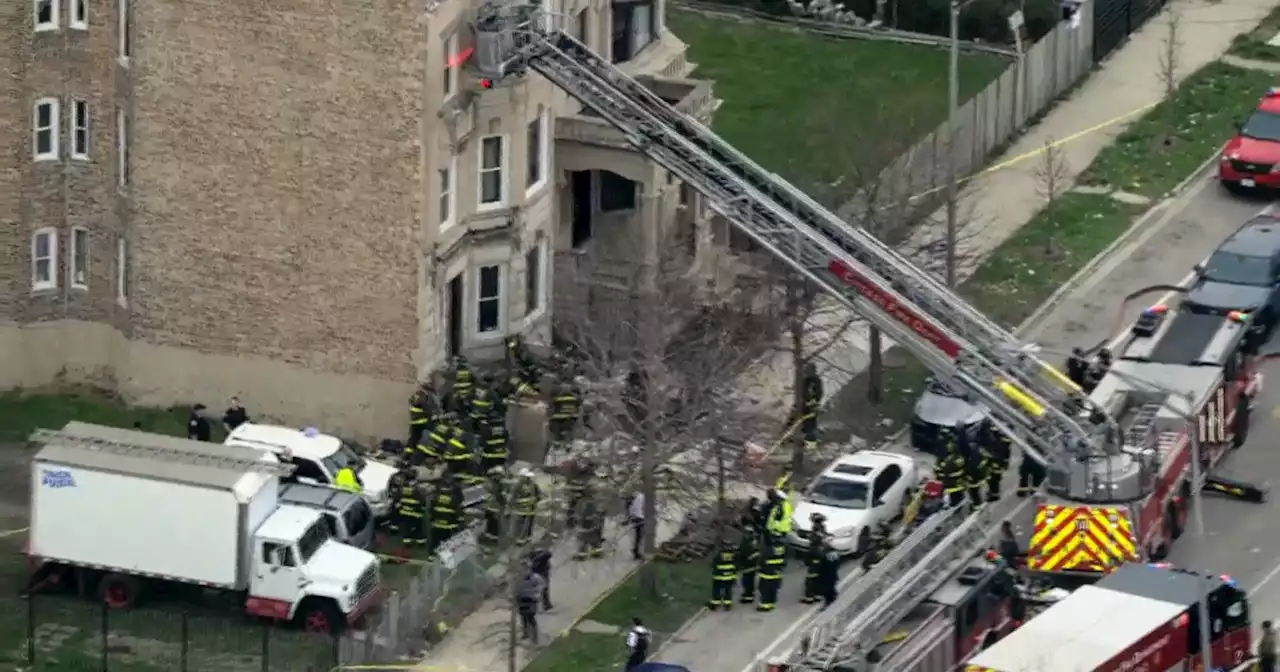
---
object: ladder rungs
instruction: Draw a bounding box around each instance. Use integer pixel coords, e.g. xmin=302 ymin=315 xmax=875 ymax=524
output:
xmin=33 ymin=428 xmax=296 ymax=477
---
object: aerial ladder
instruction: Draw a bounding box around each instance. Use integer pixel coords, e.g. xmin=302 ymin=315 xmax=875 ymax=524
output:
xmin=467 ymin=4 xmax=1123 ymax=668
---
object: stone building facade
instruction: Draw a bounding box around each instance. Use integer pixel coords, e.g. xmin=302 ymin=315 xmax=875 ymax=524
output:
xmin=0 ymin=0 xmax=715 ymax=437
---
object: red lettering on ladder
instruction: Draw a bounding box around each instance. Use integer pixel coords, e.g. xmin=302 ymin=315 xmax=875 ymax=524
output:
xmin=828 ymin=259 xmax=961 ymax=358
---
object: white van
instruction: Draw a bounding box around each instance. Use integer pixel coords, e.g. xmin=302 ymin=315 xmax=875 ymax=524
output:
xmin=225 ymin=423 xmax=397 ymax=518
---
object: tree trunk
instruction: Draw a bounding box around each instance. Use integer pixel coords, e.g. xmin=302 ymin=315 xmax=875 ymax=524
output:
xmin=640 ymin=444 xmax=658 ymax=597
xmin=789 ymin=288 xmax=807 ymax=481
xmin=868 ymin=325 xmax=883 ymax=404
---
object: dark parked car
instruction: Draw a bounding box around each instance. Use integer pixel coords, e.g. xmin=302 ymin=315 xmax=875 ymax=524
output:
xmin=1185 ymin=212 xmax=1280 ymax=337
xmin=910 ymin=376 xmax=985 ymax=458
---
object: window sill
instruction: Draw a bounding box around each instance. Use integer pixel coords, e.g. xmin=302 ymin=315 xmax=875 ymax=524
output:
xmin=33 ymin=155 xmax=58 ymax=163
xmin=31 ymin=285 xmax=58 ymax=294
xmin=70 ymin=284 xmax=88 ymax=292
xmin=476 ymin=201 xmax=508 ymax=213
xmin=70 ymin=22 xmax=87 ymax=30
xmin=34 ymin=25 xmax=58 ymax=33
xmin=472 ymin=328 xmax=506 ymax=343
xmin=70 ymin=155 xmax=89 ymax=162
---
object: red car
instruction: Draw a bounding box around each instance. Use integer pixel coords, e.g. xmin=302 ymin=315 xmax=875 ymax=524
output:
xmin=1220 ymin=86 xmax=1280 ymax=191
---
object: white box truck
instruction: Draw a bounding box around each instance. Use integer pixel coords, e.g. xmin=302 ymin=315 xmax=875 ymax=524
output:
xmin=28 ymin=422 xmax=383 ymax=634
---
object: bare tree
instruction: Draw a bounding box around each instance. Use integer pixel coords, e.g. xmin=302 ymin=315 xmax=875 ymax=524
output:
xmin=1034 ymin=137 xmax=1071 ymax=255
xmin=552 ymin=219 xmax=777 ymax=596
xmin=1157 ymin=7 xmax=1183 ymax=132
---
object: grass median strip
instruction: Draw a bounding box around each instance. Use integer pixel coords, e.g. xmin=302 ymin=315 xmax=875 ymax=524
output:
xmin=1230 ymin=4 xmax=1280 ymax=63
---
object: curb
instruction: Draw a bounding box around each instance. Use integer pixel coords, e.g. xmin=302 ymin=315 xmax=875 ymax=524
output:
xmin=1017 ymin=149 xmax=1221 ymax=332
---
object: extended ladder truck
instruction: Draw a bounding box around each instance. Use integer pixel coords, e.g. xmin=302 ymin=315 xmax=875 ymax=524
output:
xmin=463 ymin=5 xmax=1264 ymax=671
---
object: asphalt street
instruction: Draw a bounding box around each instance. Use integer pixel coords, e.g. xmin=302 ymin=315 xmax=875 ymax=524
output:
xmin=658 ymin=173 xmax=1280 ymax=670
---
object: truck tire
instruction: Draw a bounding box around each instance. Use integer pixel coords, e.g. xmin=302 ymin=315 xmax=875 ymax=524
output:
xmin=296 ymin=598 xmax=344 ymax=634
xmin=98 ymin=573 xmax=139 ymax=609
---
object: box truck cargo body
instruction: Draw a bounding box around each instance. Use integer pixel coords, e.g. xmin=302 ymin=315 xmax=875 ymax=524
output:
xmin=28 ymin=423 xmax=383 ymax=632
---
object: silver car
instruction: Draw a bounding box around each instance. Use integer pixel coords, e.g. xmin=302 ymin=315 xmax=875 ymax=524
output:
xmin=278 ymin=482 xmax=376 ymax=550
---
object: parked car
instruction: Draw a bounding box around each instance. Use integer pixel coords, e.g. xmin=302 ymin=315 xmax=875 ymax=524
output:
xmin=910 ymin=376 xmax=986 ymax=457
xmin=1184 ymin=211 xmax=1280 ymax=336
xmin=1220 ymin=87 xmax=1280 ymax=192
xmin=279 ymin=483 xmax=377 ymax=551
xmin=788 ymin=450 xmax=924 ymax=556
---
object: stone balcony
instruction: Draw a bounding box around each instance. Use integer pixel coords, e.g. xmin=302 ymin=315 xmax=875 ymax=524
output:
xmin=555 ymin=75 xmax=718 ymax=151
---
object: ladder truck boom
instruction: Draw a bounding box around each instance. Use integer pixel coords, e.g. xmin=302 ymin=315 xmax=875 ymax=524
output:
xmin=468 ymin=7 xmax=1122 ymax=668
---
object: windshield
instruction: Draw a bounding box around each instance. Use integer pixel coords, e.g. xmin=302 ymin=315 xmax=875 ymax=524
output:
xmin=1241 ymin=110 xmax=1280 ymax=142
xmin=322 ymin=442 xmax=366 ymax=476
xmin=1203 ymin=250 xmax=1272 ymax=286
xmin=807 ymin=478 xmax=869 ymax=509
xmin=297 ymin=518 xmax=333 ymax=563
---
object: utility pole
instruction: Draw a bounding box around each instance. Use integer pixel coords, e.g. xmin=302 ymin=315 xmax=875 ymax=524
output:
xmin=945 ymin=0 xmax=963 ymax=287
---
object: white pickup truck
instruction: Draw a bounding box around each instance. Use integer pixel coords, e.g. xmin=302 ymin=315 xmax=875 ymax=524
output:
xmin=28 ymin=422 xmax=383 ymax=633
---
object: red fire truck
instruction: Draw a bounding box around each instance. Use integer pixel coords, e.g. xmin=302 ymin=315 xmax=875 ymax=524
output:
xmin=966 ymin=563 xmax=1253 ymax=672
xmin=1024 ymin=302 xmax=1264 ymax=576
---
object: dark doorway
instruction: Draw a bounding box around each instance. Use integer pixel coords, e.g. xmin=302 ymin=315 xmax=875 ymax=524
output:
xmin=571 ymin=170 xmax=593 ymax=248
xmin=446 ymin=274 xmax=463 ymax=358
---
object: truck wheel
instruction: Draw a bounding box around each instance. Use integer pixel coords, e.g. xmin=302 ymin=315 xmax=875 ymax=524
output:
xmin=98 ymin=573 xmax=139 ymax=609
xmin=297 ymin=598 xmax=344 ymax=634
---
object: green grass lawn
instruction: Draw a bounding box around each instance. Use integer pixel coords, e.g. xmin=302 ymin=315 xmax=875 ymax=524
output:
xmin=670 ymin=9 xmax=1009 ymax=205
xmin=1083 ymin=61 xmax=1279 ymax=198
xmin=522 ymin=562 xmax=706 ymax=672
xmin=1230 ymin=4 xmax=1280 ymax=62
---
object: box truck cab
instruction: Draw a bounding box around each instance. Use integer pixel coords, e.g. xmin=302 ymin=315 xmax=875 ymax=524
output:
xmin=28 ymin=423 xmax=382 ymax=634
xmin=225 ymin=423 xmax=397 ymax=518
xmin=279 ymin=482 xmax=376 ymax=550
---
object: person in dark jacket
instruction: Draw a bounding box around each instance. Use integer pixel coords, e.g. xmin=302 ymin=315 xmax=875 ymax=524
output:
xmin=625 ymin=617 xmax=650 ymax=670
xmin=1065 ymin=347 xmax=1089 ymax=387
xmin=188 ymin=404 xmax=211 ymax=442
xmin=1260 ymin=620 xmax=1277 ymax=672
xmin=527 ymin=545 xmax=554 ymax=611
xmin=737 ymin=527 xmax=759 ymax=604
xmin=516 ymin=568 xmax=546 ymax=643
xmin=222 ymin=397 xmax=250 ymax=432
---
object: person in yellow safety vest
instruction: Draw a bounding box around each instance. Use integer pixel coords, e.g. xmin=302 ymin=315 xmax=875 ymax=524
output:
xmin=478 ymin=419 xmax=509 ymax=473
xmin=756 ymin=539 xmax=787 ymax=612
xmin=427 ymin=474 xmax=464 ymax=554
xmin=799 ymin=362 xmax=823 ymax=452
xmin=394 ymin=473 xmax=428 ymax=547
xmin=708 ymin=538 xmax=738 ymax=610
xmin=937 ymin=428 xmax=969 ymax=508
xmin=333 ymin=466 xmax=362 ymax=493
xmin=765 ymin=489 xmax=793 ymax=543
xmin=512 ymin=468 xmax=541 ymax=545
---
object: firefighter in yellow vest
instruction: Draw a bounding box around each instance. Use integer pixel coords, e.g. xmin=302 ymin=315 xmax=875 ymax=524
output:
xmin=333 ymin=466 xmax=362 ymax=493
xmin=709 ymin=538 xmax=738 ymax=610
xmin=764 ymin=489 xmax=793 ymax=545
xmin=450 ymin=356 xmax=475 ymax=409
xmin=394 ymin=471 xmax=428 ymax=547
xmin=477 ymin=418 xmax=510 ymax=472
xmin=442 ymin=424 xmax=475 ymax=483
xmin=427 ymin=473 xmax=464 ymax=555
xmin=937 ymin=427 xmax=969 ymax=508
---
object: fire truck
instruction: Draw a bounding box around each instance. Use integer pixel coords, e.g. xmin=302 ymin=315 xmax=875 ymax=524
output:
xmin=1024 ymin=301 xmax=1265 ymax=577
xmin=966 ymin=563 xmax=1253 ymax=672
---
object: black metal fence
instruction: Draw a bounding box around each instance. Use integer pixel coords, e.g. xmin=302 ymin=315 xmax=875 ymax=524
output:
xmin=4 ymin=594 xmax=342 ymax=672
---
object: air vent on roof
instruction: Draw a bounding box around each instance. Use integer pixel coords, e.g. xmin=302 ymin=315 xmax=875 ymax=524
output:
xmin=832 ymin=464 xmax=873 ymax=476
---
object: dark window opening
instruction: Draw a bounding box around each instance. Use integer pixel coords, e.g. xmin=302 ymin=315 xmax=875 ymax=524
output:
xmin=577 ymin=9 xmax=589 ymax=45
xmin=599 ymin=171 xmax=636 ymax=212
xmin=611 ymin=0 xmax=656 ymax=64
xmin=478 ymin=265 xmax=501 ymax=333
xmin=525 ymin=243 xmax=542 ymax=315
xmin=571 ymin=170 xmax=593 ymax=248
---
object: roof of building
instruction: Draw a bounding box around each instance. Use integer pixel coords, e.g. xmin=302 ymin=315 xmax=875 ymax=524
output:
xmin=966 ymin=581 xmax=1185 ymax=671
xmin=35 ymin=421 xmax=278 ymax=496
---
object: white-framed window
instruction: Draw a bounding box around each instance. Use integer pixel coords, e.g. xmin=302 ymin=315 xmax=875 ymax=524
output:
xmin=478 ymin=135 xmax=507 ymax=208
xmin=71 ymin=99 xmax=89 ymax=160
xmin=116 ymin=107 xmax=129 ymax=187
xmin=525 ymin=237 xmax=546 ymax=317
xmin=34 ymin=98 xmax=59 ymax=161
xmin=70 ymin=227 xmax=89 ymax=289
xmin=439 ymin=155 xmax=457 ymax=230
xmin=35 ymin=0 xmax=58 ymax=31
xmin=116 ymin=237 xmax=128 ymax=304
xmin=70 ymin=0 xmax=86 ymax=29
xmin=476 ymin=264 xmax=504 ymax=334
xmin=32 ymin=229 xmax=57 ymax=292
xmin=443 ymin=32 xmax=458 ymax=99
xmin=118 ymin=0 xmax=131 ymax=62
xmin=525 ymin=111 xmax=548 ymax=195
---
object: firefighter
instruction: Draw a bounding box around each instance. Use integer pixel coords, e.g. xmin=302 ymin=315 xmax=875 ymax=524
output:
xmin=450 ymin=356 xmax=475 ymax=408
xmin=573 ymin=484 xmax=605 ymax=559
xmin=916 ymin=479 xmax=945 ymax=524
xmin=799 ymin=362 xmax=823 ymax=452
xmin=937 ymin=428 xmax=969 ymax=508
xmin=408 ymin=388 xmax=431 ymax=454
xmin=965 ymin=437 xmax=989 ymax=507
xmin=1017 ymin=451 xmax=1046 ymax=497
xmin=428 ymin=473 xmax=464 ymax=555
xmin=1065 ymin=347 xmax=1089 ymax=387
xmin=549 ymin=376 xmax=582 ymax=445
xmin=709 ymin=538 xmax=738 ymax=610
xmin=564 ymin=457 xmax=593 ymax=529
xmin=395 ymin=470 xmax=428 ymax=547
xmin=764 ymin=489 xmax=793 ymax=545
xmin=737 ymin=526 xmax=759 ymax=604
xmin=334 ymin=466 xmax=362 ymax=493
xmin=818 ymin=540 xmax=841 ymax=607
xmin=801 ymin=512 xmax=828 ymax=604
xmin=1083 ymin=348 xmax=1112 ymax=394
xmin=482 ymin=466 xmax=508 ymax=545
xmin=861 ymin=520 xmax=894 ymax=572
xmin=756 ymin=537 xmax=786 ymax=612
xmin=470 ymin=382 xmax=497 ymax=428
xmin=386 ymin=458 xmax=415 ymax=536
xmin=440 ymin=422 xmax=473 ymax=482
xmin=983 ymin=423 xmax=1012 ymax=502
xmin=741 ymin=497 xmax=766 ymax=540
xmin=512 ymin=467 xmax=541 ymax=545
xmin=505 ymin=334 xmax=537 ymax=386
xmin=478 ymin=418 xmax=510 ymax=473
xmin=411 ymin=412 xmax=453 ymax=466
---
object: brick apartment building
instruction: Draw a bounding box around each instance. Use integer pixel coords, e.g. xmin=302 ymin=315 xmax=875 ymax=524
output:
xmin=0 ymin=0 xmax=716 ymax=436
